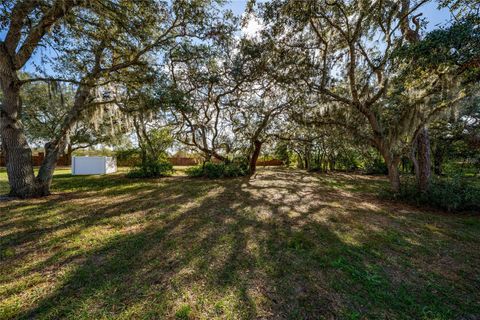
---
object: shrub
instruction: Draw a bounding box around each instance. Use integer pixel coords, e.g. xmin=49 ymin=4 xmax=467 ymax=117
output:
xmin=185 ymin=161 xmax=247 ymax=179
xmin=126 ymin=158 xmax=173 ymax=178
xmin=184 ymin=165 xmax=204 ymax=177
xmin=115 ymin=148 xmax=141 ymax=167
xmin=223 ymin=162 xmax=248 ymax=177
xmin=391 ymin=175 xmax=480 ymax=212
xmin=203 ymin=162 xmax=225 ymax=179
xmin=364 ymin=158 xmax=388 ymax=174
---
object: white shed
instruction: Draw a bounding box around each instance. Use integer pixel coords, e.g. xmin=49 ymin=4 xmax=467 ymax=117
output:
xmin=72 ymin=156 xmax=117 ymax=175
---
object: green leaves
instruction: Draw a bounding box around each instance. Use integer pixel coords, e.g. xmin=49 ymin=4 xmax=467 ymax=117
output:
xmin=396 ymin=15 xmax=480 ymax=78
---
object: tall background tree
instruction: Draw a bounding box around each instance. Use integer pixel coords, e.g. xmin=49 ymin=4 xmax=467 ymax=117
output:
xmin=255 ymin=0 xmax=478 ymax=191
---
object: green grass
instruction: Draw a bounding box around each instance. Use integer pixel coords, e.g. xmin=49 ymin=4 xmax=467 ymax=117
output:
xmin=0 ymin=168 xmax=479 ymax=319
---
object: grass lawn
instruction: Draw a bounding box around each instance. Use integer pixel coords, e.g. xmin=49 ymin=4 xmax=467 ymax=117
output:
xmin=0 ymin=168 xmax=479 ymax=319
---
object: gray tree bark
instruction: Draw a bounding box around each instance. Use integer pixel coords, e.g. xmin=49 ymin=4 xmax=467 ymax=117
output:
xmin=0 ymin=1 xmax=81 ymax=197
xmin=387 ymin=161 xmax=401 ymax=193
xmin=1 ymin=46 xmax=91 ymax=197
xmin=414 ymin=127 xmax=432 ymax=192
xmin=379 ymin=145 xmax=401 ymax=193
xmin=0 ymin=46 xmax=41 ymax=197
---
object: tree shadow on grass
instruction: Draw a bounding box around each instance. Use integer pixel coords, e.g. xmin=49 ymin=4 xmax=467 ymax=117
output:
xmin=12 ymin=176 xmax=337 ymax=319
xmin=1 ymin=168 xmax=479 ymax=319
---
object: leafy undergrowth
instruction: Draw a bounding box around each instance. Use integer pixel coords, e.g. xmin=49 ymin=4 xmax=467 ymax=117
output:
xmin=0 ymin=168 xmax=479 ymax=319
xmin=391 ymin=175 xmax=480 ymax=212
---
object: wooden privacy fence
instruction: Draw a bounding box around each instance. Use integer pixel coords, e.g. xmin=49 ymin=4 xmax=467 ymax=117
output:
xmin=116 ymin=157 xmax=201 ymax=167
xmin=118 ymin=157 xmax=284 ymax=167
xmin=0 ymin=154 xmax=284 ymax=167
xmin=0 ymin=152 xmax=71 ymax=167
xmin=169 ymin=157 xmax=200 ymax=166
xmin=257 ymin=159 xmax=284 ymax=166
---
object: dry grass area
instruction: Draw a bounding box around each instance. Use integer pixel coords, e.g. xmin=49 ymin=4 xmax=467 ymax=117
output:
xmin=0 ymin=168 xmax=479 ymax=319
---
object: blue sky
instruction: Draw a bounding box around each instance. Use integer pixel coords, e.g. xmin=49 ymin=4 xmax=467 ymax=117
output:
xmin=227 ymin=0 xmax=452 ymax=25
xmin=0 ymin=1 xmax=452 ymax=75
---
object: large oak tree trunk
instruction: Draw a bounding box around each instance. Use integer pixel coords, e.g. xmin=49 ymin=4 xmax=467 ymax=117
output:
xmin=412 ymin=127 xmax=432 ymax=192
xmin=0 ymin=1 xmax=82 ymax=197
xmin=387 ymin=161 xmax=401 ymax=193
xmin=379 ymin=145 xmax=401 ymax=192
xmin=36 ymin=140 xmax=67 ymax=195
xmin=417 ymin=127 xmax=432 ymax=192
xmin=249 ymin=140 xmax=262 ymax=174
xmin=0 ymin=54 xmax=40 ymax=197
xmin=1 ymin=51 xmax=90 ymax=197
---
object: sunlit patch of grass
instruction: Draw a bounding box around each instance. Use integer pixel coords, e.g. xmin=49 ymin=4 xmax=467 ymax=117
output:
xmin=0 ymin=168 xmax=479 ymax=319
